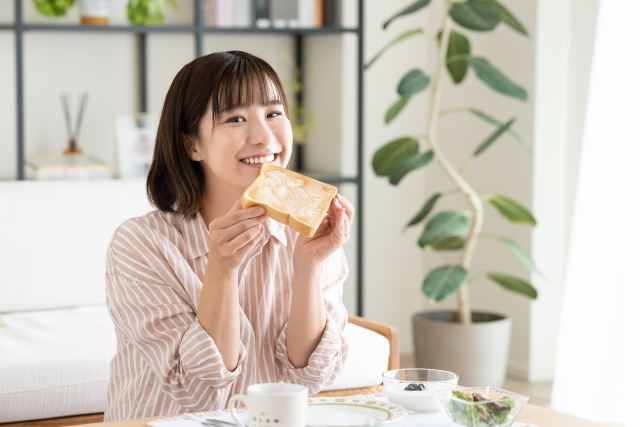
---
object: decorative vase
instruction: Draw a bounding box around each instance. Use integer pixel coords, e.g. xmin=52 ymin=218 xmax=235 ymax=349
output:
xmin=80 ymin=0 xmax=110 ymax=25
xmin=412 ymin=310 xmax=512 ymax=387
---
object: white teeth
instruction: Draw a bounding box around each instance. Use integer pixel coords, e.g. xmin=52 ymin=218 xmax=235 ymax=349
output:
xmin=242 ymin=154 xmax=275 ymax=164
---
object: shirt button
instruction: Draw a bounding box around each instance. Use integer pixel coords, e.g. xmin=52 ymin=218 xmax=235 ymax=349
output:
xmin=243 ymin=270 xmax=248 ymax=277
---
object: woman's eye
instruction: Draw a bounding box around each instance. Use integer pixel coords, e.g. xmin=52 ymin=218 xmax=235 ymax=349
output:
xmin=267 ymin=111 xmax=282 ymax=118
xmin=226 ymin=116 xmax=245 ymax=123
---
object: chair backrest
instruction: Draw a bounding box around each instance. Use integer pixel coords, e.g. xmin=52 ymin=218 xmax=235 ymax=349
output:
xmin=0 ymin=180 xmax=152 ymax=312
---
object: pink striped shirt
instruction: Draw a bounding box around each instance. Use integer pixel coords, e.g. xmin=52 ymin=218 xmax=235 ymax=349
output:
xmin=104 ymin=210 xmax=349 ymax=421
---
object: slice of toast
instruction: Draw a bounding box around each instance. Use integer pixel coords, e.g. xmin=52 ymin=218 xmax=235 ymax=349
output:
xmin=241 ymin=164 xmax=338 ymax=237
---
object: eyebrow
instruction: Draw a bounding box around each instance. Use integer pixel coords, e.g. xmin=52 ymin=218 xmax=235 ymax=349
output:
xmin=226 ymin=99 xmax=283 ymax=110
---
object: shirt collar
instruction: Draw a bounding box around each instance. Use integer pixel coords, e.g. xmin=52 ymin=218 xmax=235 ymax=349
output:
xmin=181 ymin=212 xmax=288 ymax=260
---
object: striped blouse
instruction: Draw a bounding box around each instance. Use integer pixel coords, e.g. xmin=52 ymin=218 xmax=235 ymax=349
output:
xmin=104 ymin=210 xmax=349 ymax=421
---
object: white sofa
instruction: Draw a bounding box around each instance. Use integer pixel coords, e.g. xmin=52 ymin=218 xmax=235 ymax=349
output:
xmin=0 ymin=180 xmax=394 ymax=424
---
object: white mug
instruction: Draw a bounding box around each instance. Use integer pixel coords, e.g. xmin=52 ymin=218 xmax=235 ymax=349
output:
xmin=228 ymin=383 xmax=308 ymax=427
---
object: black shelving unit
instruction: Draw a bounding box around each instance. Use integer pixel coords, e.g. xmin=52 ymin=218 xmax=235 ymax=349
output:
xmin=6 ymin=0 xmax=365 ymax=316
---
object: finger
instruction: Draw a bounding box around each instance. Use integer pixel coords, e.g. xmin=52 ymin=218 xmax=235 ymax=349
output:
xmin=236 ymin=224 xmax=265 ymax=256
xmin=343 ymin=211 xmax=350 ymax=240
xmin=225 ymin=222 xmax=264 ymax=254
xmin=327 ymin=198 xmax=341 ymax=219
xmin=332 ymin=208 xmax=346 ymax=242
xmin=228 ymin=199 xmax=244 ymax=214
xmin=216 ymin=205 xmax=266 ymax=229
xmin=220 ymin=215 xmax=267 ymax=241
xmin=314 ymin=216 xmax=330 ymax=237
xmin=337 ymin=194 xmax=355 ymax=224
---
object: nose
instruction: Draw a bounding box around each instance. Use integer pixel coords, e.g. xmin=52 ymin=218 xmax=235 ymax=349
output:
xmin=247 ymin=115 xmax=272 ymax=147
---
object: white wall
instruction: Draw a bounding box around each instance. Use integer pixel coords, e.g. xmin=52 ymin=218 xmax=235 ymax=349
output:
xmin=363 ymin=1 xmax=435 ymax=354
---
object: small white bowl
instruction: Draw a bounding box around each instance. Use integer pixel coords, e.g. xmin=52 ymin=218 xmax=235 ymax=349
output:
xmin=383 ymin=368 xmax=459 ymax=413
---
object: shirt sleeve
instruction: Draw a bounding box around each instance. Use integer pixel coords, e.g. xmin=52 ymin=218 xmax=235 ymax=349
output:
xmin=274 ymin=248 xmax=349 ymax=393
xmin=105 ymin=221 xmax=245 ymax=409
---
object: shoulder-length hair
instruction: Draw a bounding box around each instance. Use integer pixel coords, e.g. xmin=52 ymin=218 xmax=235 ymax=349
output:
xmin=147 ymin=51 xmax=290 ymax=220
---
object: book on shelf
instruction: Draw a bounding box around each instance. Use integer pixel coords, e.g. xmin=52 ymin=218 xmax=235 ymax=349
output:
xmin=203 ymin=0 xmax=343 ymax=29
xmin=235 ymin=0 xmax=252 ymax=27
xmin=255 ymin=0 xmax=271 ymax=28
xmin=272 ymin=0 xmax=298 ymax=28
xmin=203 ymin=0 xmax=236 ymax=27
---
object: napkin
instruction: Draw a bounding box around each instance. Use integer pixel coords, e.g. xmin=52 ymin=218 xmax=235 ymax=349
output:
xmin=148 ymin=410 xmax=245 ymax=427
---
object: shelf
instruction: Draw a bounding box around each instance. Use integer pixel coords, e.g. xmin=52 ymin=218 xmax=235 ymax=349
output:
xmin=202 ymin=27 xmax=359 ymax=35
xmin=8 ymin=0 xmax=365 ymax=315
xmin=18 ymin=24 xmax=358 ymax=35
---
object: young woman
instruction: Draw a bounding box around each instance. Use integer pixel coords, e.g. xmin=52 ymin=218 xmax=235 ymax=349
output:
xmin=104 ymin=51 xmax=353 ymax=421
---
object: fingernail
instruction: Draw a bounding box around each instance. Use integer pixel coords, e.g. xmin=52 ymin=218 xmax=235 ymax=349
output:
xmin=259 ymin=207 xmax=266 ymax=214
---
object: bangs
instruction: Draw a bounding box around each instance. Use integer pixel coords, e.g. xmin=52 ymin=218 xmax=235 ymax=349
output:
xmin=211 ymin=52 xmax=289 ymax=122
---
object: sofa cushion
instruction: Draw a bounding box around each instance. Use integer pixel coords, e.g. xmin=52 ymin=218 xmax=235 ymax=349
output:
xmin=0 ymin=306 xmax=389 ymax=423
xmin=0 ymin=305 xmax=115 ymax=423
xmin=0 ymin=180 xmax=151 ymax=312
xmin=323 ymin=322 xmax=389 ymax=391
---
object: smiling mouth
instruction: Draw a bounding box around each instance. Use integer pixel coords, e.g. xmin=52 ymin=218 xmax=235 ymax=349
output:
xmin=240 ymin=153 xmax=277 ymax=164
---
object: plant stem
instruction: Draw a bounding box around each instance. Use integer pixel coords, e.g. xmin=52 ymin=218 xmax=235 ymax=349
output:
xmin=439 ymin=107 xmax=469 ymax=117
xmin=426 ymin=1 xmax=484 ymax=325
xmin=458 ymin=156 xmax=474 ymax=175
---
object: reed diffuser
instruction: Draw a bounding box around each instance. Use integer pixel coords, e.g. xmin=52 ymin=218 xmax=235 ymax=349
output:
xmin=61 ymin=93 xmax=88 ymax=156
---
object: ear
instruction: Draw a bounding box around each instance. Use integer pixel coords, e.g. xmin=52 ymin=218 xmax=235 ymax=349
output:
xmin=182 ymin=134 xmax=203 ymax=161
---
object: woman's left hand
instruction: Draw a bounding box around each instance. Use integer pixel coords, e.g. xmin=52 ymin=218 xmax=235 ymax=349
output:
xmin=294 ymin=194 xmax=354 ymax=265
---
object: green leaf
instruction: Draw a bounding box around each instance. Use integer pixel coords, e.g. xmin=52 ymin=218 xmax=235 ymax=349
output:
xmin=485 ymin=194 xmax=536 ymax=225
xmin=468 ymin=57 xmax=528 ymax=101
xmin=33 ymin=0 xmax=75 ymax=16
xmin=365 ymin=29 xmax=425 ymax=70
xmin=383 ymin=0 xmax=432 ymax=30
xmin=493 ymin=236 xmax=544 ymax=277
xmin=372 ymin=137 xmax=419 ymax=176
xmin=389 ymin=151 xmax=434 ymax=185
xmin=432 ymin=236 xmax=466 ymax=251
xmin=405 ymin=193 xmax=441 ymax=228
xmin=450 ymin=1 xmax=500 ymax=32
xmin=486 ymin=272 xmax=538 ymax=299
xmin=476 ymin=0 xmax=528 ymax=35
xmin=418 ymin=211 xmax=469 ymax=248
xmin=468 ymin=108 xmax=526 ymax=148
xmin=398 ymin=69 xmax=431 ymax=97
xmin=473 ymin=117 xmax=516 ymax=156
xmin=385 ymin=96 xmax=411 ymax=124
xmin=423 ymin=265 xmax=468 ymax=301
xmin=446 ymin=30 xmax=470 ymax=83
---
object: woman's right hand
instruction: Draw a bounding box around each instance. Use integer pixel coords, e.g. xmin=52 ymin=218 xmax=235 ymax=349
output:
xmin=206 ymin=200 xmax=266 ymax=272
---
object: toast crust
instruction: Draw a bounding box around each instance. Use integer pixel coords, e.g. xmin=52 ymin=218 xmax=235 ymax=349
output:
xmin=241 ymin=164 xmax=338 ymax=237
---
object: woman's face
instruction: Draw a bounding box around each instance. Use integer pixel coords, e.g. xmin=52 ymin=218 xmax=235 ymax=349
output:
xmin=189 ymin=89 xmax=293 ymax=198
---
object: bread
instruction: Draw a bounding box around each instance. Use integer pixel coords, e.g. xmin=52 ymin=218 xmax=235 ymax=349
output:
xmin=241 ymin=164 xmax=338 ymax=237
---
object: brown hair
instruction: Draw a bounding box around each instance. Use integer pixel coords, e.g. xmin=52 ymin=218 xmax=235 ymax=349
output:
xmin=146 ymin=51 xmax=290 ymax=219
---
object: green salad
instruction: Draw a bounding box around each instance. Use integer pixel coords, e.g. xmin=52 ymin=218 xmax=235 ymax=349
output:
xmin=449 ymin=390 xmax=515 ymax=427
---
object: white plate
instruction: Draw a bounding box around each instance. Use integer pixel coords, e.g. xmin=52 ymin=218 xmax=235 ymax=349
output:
xmin=306 ymin=397 xmax=408 ymax=427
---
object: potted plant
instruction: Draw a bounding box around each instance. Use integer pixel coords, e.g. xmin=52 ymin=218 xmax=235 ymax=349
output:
xmin=367 ymin=0 xmax=540 ymax=386
xmin=126 ymin=0 xmax=177 ymax=26
xmin=31 ymin=0 xmax=75 ymax=17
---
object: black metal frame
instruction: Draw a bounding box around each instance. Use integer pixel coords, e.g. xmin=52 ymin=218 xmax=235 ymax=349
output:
xmin=7 ymin=0 xmax=365 ymax=316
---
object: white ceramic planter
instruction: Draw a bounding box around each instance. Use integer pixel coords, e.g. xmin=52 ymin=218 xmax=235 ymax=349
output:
xmin=80 ymin=0 xmax=110 ymax=25
xmin=412 ymin=311 xmax=511 ymax=387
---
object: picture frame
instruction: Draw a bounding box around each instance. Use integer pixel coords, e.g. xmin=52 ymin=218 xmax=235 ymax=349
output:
xmin=112 ymin=112 xmax=160 ymax=179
